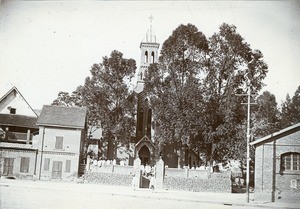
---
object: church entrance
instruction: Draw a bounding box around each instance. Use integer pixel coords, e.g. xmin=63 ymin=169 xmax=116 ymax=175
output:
xmin=138 ymin=145 xmax=150 ymax=166
xmin=138 ymin=145 xmax=151 ymax=188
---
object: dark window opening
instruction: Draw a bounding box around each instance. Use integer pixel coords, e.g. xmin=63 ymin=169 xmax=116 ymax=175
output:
xmin=145 ymin=51 xmax=148 ymax=63
xmin=151 ymin=51 xmax=155 ymax=63
xmin=10 ymin=108 xmax=16 ymax=114
xmin=138 ymin=108 xmax=144 ymax=132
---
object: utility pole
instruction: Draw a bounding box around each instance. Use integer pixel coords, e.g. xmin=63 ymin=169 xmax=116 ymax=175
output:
xmin=237 ymin=85 xmax=256 ymax=203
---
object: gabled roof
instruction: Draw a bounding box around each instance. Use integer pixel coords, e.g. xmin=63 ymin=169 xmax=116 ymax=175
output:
xmin=0 ymin=113 xmax=38 ymax=129
xmin=250 ymin=123 xmax=300 ymax=147
xmin=37 ymin=105 xmax=87 ymax=129
xmin=0 ymin=86 xmax=38 ymax=117
xmin=136 ymin=135 xmax=155 ymax=148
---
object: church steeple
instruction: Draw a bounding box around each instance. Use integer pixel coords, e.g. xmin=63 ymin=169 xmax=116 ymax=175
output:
xmin=145 ymin=15 xmax=156 ymax=43
xmin=135 ymin=16 xmax=160 ymax=94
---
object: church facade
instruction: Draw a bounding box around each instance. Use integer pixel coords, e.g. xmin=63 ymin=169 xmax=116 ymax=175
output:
xmin=133 ymin=19 xmax=159 ymax=166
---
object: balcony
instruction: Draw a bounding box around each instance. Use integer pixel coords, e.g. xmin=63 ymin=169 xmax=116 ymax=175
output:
xmin=1 ymin=131 xmax=33 ymax=144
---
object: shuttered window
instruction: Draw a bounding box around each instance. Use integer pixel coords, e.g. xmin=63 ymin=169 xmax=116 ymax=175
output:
xmin=44 ymin=158 xmax=50 ymax=171
xmin=20 ymin=157 xmax=30 ymax=173
xmin=65 ymin=160 xmax=71 ymax=172
xmin=55 ymin=136 xmax=63 ymax=149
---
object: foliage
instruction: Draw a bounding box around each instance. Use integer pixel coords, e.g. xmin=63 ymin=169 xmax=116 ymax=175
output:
xmin=52 ymin=50 xmax=137 ymax=157
xmin=280 ymin=85 xmax=300 ymax=128
xmin=252 ymin=91 xmax=280 ymax=138
xmin=144 ymin=24 xmax=209 ymax=165
xmin=200 ymin=23 xmax=268 ymax=162
xmin=145 ymin=23 xmax=268 ymax=164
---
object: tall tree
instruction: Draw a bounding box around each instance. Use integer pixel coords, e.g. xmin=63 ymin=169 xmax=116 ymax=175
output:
xmin=144 ymin=24 xmax=209 ymax=167
xmin=281 ymin=85 xmax=300 ymax=127
xmin=252 ymin=91 xmax=280 ymax=138
xmin=53 ymin=50 xmax=137 ymax=159
xmin=281 ymin=94 xmax=293 ymax=128
xmin=202 ymin=23 xmax=268 ymax=162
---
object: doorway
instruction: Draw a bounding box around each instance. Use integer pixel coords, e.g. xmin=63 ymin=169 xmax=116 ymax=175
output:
xmin=3 ymin=158 xmax=14 ymax=176
xmin=52 ymin=161 xmax=62 ymax=179
xmin=138 ymin=145 xmax=150 ymax=166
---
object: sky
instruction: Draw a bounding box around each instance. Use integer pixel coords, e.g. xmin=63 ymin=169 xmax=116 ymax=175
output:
xmin=0 ymin=0 xmax=299 ymax=110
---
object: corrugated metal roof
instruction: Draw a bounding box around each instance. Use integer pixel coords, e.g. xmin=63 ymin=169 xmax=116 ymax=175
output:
xmin=37 ymin=105 xmax=87 ymax=129
xmin=0 ymin=113 xmax=38 ymax=129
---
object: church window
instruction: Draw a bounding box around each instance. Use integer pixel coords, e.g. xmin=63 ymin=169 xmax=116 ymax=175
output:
xmin=281 ymin=152 xmax=300 ymax=171
xmin=151 ymin=51 xmax=155 ymax=63
xmin=147 ymin=109 xmax=152 ymax=136
xmin=138 ymin=108 xmax=144 ymax=131
xmin=145 ymin=51 xmax=148 ymax=63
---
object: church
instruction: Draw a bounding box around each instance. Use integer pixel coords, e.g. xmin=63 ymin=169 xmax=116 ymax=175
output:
xmin=127 ymin=18 xmax=199 ymax=168
xmin=133 ymin=17 xmax=159 ymax=167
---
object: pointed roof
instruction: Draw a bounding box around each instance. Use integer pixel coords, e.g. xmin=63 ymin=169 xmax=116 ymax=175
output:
xmin=0 ymin=86 xmax=38 ymax=117
xmin=136 ymin=135 xmax=155 ymax=148
xmin=250 ymin=123 xmax=300 ymax=147
xmin=37 ymin=105 xmax=87 ymax=129
xmin=141 ymin=15 xmax=158 ymax=44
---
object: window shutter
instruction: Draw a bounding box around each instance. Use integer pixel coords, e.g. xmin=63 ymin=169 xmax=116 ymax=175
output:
xmin=44 ymin=158 xmax=50 ymax=171
xmin=20 ymin=157 xmax=29 ymax=173
xmin=55 ymin=136 xmax=63 ymax=149
xmin=65 ymin=160 xmax=71 ymax=172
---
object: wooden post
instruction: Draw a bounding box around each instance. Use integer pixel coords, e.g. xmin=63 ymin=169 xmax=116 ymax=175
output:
xmin=26 ymin=129 xmax=31 ymax=144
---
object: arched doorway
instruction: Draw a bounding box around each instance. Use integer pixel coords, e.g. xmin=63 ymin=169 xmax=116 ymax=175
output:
xmin=138 ymin=145 xmax=150 ymax=166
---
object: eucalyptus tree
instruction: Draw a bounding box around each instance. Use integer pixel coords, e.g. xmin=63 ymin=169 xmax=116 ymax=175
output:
xmin=53 ymin=50 xmax=137 ymax=159
xmin=252 ymin=91 xmax=280 ymax=138
xmin=203 ymin=23 xmax=268 ymax=162
xmin=281 ymin=85 xmax=300 ymax=128
xmin=144 ymin=24 xmax=209 ymax=166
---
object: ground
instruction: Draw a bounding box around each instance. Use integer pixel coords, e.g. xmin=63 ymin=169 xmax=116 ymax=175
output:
xmin=0 ymin=179 xmax=298 ymax=209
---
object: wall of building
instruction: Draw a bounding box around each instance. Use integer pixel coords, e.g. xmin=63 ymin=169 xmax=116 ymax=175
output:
xmin=0 ymin=91 xmax=36 ymax=116
xmin=254 ymin=130 xmax=300 ymax=203
xmin=0 ymin=147 xmax=38 ymax=179
xmin=38 ymin=152 xmax=80 ymax=181
xmin=37 ymin=126 xmax=82 ymax=153
xmin=36 ymin=126 xmax=83 ymax=181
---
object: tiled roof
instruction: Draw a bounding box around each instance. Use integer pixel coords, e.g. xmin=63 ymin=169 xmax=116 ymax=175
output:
xmin=37 ymin=105 xmax=87 ymax=129
xmin=250 ymin=123 xmax=300 ymax=147
xmin=0 ymin=113 xmax=38 ymax=129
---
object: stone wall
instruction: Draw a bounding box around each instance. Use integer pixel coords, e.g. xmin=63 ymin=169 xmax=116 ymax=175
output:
xmin=85 ymin=161 xmax=231 ymax=192
xmin=165 ymin=167 xmax=210 ymax=179
xmin=164 ymin=172 xmax=232 ymax=193
xmin=84 ymin=171 xmax=132 ymax=186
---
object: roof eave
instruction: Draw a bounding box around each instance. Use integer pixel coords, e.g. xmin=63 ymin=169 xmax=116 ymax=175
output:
xmin=250 ymin=123 xmax=300 ymax=147
xmin=37 ymin=123 xmax=85 ymax=130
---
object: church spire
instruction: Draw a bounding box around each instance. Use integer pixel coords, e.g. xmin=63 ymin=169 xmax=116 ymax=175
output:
xmin=145 ymin=15 xmax=156 ymax=43
xmin=134 ymin=15 xmax=160 ymax=94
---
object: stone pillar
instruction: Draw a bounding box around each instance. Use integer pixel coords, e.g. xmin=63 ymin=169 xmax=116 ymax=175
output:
xmin=86 ymin=155 xmax=91 ymax=171
xmin=26 ymin=129 xmax=31 ymax=144
xmin=132 ymin=157 xmax=141 ymax=189
xmin=155 ymin=157 xmax=164 ymax=189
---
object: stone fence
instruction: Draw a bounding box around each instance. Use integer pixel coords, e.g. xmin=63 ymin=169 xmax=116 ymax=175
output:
xmin=84 ymin=158 xmax=232 ymax=193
